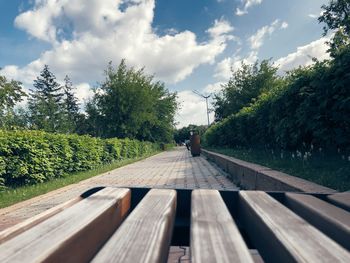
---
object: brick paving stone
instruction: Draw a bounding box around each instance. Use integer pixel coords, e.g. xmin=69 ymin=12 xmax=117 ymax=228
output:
xmin=0 ymin=147 xmax=237 ymax=231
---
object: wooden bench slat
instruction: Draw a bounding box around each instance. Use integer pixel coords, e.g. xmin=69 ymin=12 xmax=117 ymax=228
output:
xmin=0 ymin=196 xmax=82 ymax=244
xmin=239 ymin=191 xmax=350 ymax=263
xmin=285 ymin=193 xmax=350 ymax=250
xmin=190 ymin=189 xmax=254 ymax=263
xmin=0 ymin=187 xmax=130 ymax=263
xmin=92 ymin=189 xmax=177 ymax=263
xmin=327 ymin=192 xmax=350 ymax=212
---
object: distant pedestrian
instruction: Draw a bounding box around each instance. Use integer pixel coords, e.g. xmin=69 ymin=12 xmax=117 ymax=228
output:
xmin=185 ymin=140 xmax=190 ymax=151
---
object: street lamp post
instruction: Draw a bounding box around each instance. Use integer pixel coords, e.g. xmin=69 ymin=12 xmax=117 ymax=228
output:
xmin=193 ymin=90 xmax=211 ymax=126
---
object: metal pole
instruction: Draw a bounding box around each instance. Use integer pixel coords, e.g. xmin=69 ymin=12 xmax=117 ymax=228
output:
xmin=205 ymin=97 xmax=209 ymax=126
xmin=192 ymin=90 xmax=211 ymax=127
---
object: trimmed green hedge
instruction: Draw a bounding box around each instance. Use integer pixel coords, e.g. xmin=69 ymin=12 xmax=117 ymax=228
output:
xmin=0 ymin=130 xmax=159 ymax=187
xmin=204 ymin=47 xmax=350 ymax=152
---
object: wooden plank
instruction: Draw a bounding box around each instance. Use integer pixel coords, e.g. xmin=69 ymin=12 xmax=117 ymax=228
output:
xmin=327 ymin=192 xmax=350 ymax=212
xmin=285 ymin=193 xmax=350 ymax=250
xmin=0 ymin=196 xmax=82 ymax=244
xmin=92 ymin=189 xmax=177 ymax=263
xmin=0 ymin=187 xmax=131 ymax=263
xmin=239 ymin=191 xmax=350 ymax=263
xmin=190 ymin=189 xmax=253 ymax=263
xmin=250 ymin=249 xmax=265 ymax=263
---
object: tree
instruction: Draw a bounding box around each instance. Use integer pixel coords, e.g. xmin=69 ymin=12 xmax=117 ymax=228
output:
xmin=319 ymin=0 xmax=350 ymax=56
xmin=213 ymin=60 xmax=280 ymax=121
xmin=28 ymin=65 xmax=64 ymax=132
xmin=0 ymin=74 xmax=27 ymax=128
xmin=86 ymin=60 xmax=178 ymax=142
xmin=62 ymin=75 xmax=79 ymax=132
xmin=81 ymin=97 xmax=103 ymax=136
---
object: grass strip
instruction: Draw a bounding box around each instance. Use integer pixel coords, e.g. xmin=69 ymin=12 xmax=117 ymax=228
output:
xmin=207 ymin=147 xmax=350 ymax=192
xmin=0 ymin=151 xmax=160 ymax=208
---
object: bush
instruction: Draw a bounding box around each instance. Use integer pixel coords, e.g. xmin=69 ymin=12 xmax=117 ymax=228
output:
xmin=0 ymin=130 xmax=159 ymax=187
xmin=204 ymin=46 xmax=350 ymax=152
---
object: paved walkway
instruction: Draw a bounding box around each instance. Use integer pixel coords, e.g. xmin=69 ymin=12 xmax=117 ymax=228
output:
xmin=0 ymin=147 xmax=236 ymax=231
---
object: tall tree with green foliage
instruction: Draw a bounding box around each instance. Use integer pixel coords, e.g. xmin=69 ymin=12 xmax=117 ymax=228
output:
xmin=62 ymin=75 xmax=79 ymax=133
xmin=86 ymin=60 xmax=177 ymax=142
xmin=78 ymin=96 xmax=102 ymax=136
xmin=319 ymin=0 xmax=350 ymax=57
xmin=213 ymin=60 xmax=281 ymax=121
xmin=28 ymin=65 xmax=64 ymax=132
xmin=0 ymin=74 xmax=27 ymax=128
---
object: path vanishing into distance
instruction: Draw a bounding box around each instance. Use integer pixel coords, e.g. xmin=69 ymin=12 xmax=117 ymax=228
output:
xmin=0 ymin=147 xmax=236 ymax=231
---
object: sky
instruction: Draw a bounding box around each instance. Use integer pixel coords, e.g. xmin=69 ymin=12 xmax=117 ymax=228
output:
xmin=0 ymin=0 xmax=331 ymax=128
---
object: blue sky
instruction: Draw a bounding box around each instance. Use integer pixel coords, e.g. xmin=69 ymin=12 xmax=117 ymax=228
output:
xmin=0 ymin=0 xmax=330 ymax=127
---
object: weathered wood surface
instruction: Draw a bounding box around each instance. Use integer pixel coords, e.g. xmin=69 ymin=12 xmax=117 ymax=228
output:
xmin=0 ymin=196 xmax=82 ymax=244
xmin=92 ymin=189 xmax=177 ymax=263
xmin=190 ymin=189 xmax=254 ymax=263
xmin=0 ymin=187 xmax=131 ymax=263
xmin=1 ymin=187 xmax=349 ymax=263
xmin=285 ymin=193 xmax=350 ymax=250
xmin=239 ymin=191 xmax=350 ymax=263
xmin=327 ymin=192 xmax=350 ymax=212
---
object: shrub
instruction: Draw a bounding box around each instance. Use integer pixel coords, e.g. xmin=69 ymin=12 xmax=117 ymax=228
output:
xmin=204 ymin=46 xmax=350 ymax=152
xmin=0 ymin=130 xmax=159 ymax=187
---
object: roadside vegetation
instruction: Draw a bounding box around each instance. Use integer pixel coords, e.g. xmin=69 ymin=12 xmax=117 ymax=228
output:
xmin=0 ymin=60 xmax=177 ymax=142
xmin=203 ymin=0 xmax=350 ymax=190
xmin=0 ymin=130 xmax=160 ymax=190
xmin=0 ymin=59 xmax=177 ymax=200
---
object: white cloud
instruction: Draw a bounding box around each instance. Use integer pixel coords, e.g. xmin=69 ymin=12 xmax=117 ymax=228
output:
xmin=244 ymin=0 xmax=263 ymax=9
xmin=175 ymin=82 xmax=224 ymax=128
xmin=203 ymin=82 xmax=223 ymax=94
xmin=1 ymin=0 xmax=234 ymax=88
xmin=214 ymin=57 xmax=233 ymax=80
xmin=0 ymin=63 xmax=39 ymax=87
xmin=248 ymin=19 xmax=287 ymax=50
xmin=207 ymin=18 xmax=234 ymax=40
xmin=235 ymin=8 xmax=247 ymax=16
xmin=175 ymin=90 xmax=214 ymax=128
xmin=281 ymin=22 xmax=288 ymax=29
xmin=274 ymin=36 xmax=331 ymax=73
xmin=308 ymin=11 xmax=324 ymax=19
xmin=214 ymin=51 xmax=258 ymax=80
xmin=74 ymin=83 xmax=94 ymax=104
xmin=235 ymin=0 xmax=262 ymax=16
xmin=14 ymin=0 xmax=64 ymax=43
xmin=213 ymin=36 xmax=331 ymax=105
xmin=308 ymin=14 xmax=318 ymax=19
xmin=216 ymin=35 xmax=330 ymax=81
